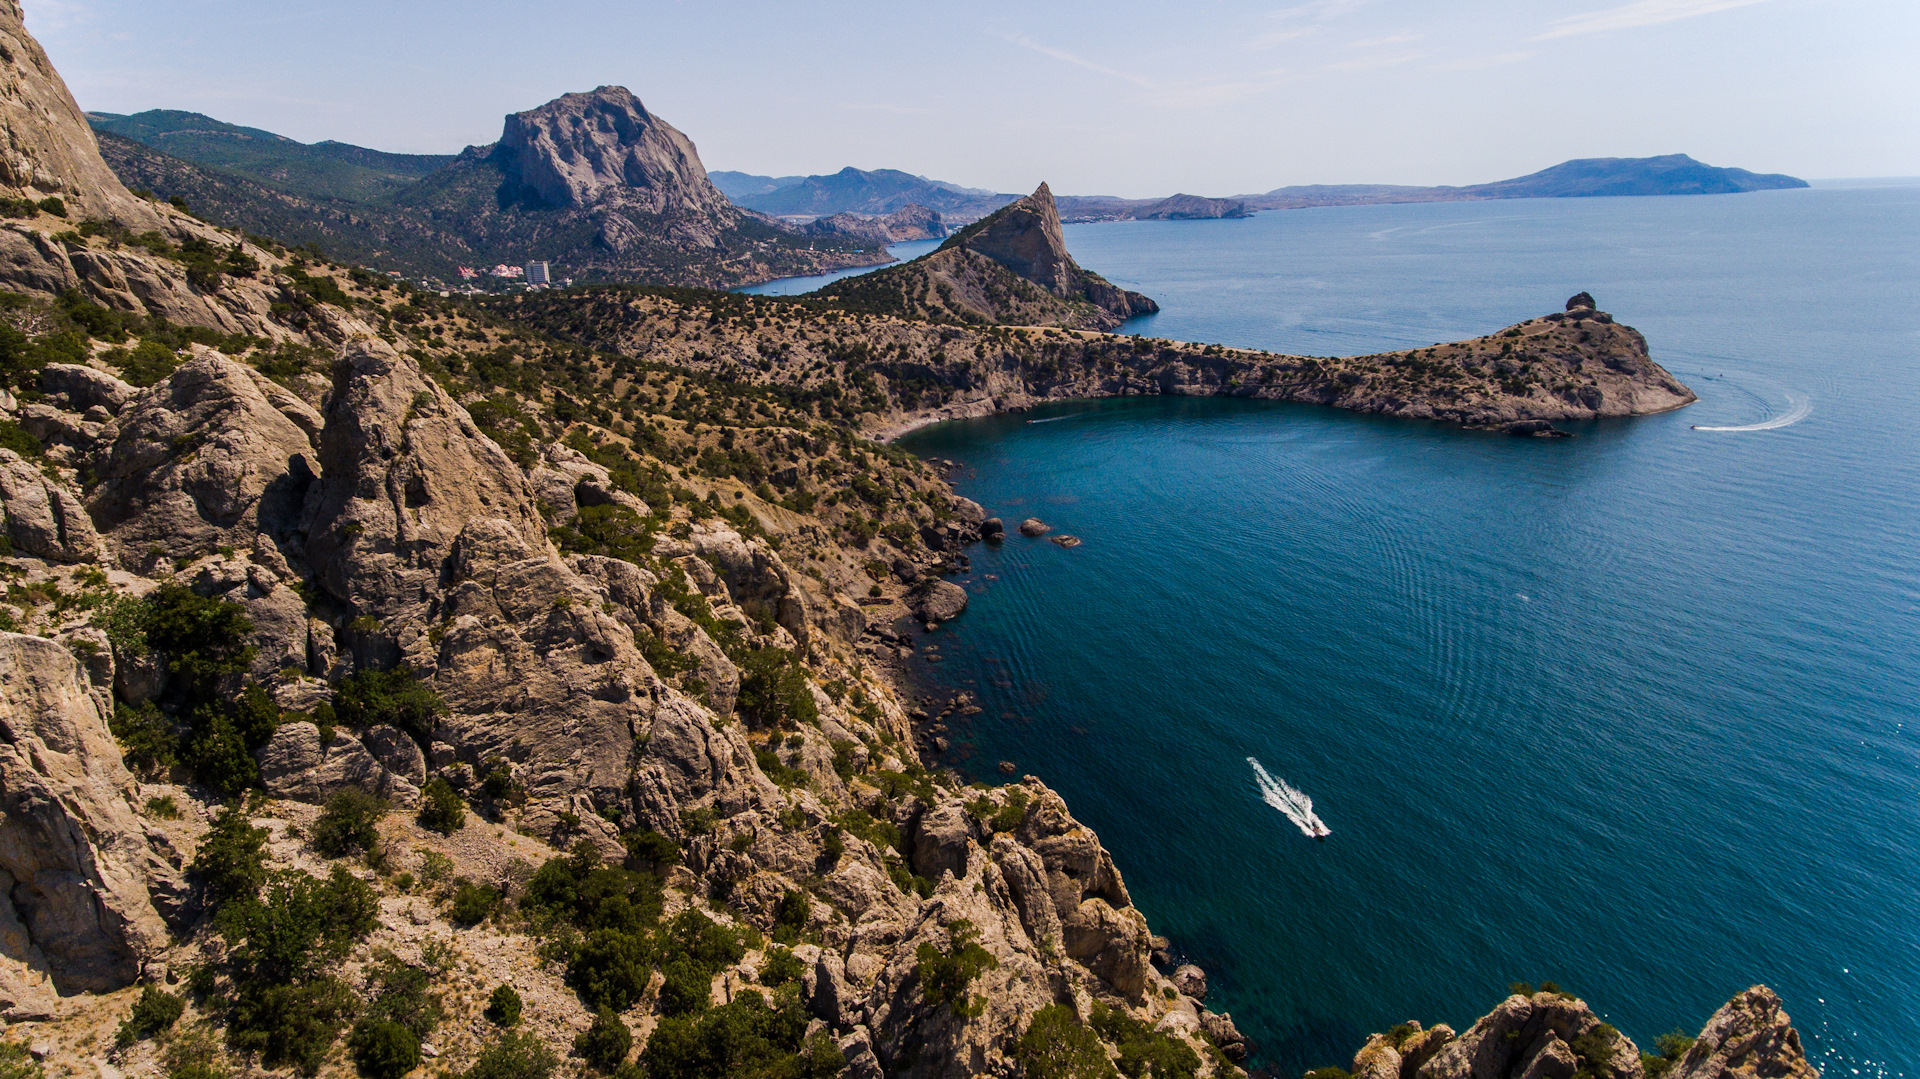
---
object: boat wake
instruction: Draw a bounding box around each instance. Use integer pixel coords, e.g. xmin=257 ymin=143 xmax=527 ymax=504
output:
xmin=1248 ymin=758 xmax=1330 ymax=839
xmin=1027 ymin=414 xmax=1080 ymax=424
xmin=1692 ymin=393 xmax=1812 ymax=432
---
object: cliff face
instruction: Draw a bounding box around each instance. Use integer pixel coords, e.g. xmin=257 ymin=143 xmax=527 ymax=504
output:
xmin=497 ymin=86 xmax=737 ymax=224
xmin=819 ymin=182 xmax=1159 ymax=331
xmin=1339 ymin=986 xmax=1820 ymax=1079
xmin=0 ymin=1 xmax=159 ymax=228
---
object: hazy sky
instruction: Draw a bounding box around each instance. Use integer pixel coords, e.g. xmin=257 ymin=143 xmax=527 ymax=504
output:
xmin=29 ymin=0 xmax=1919 ymax=197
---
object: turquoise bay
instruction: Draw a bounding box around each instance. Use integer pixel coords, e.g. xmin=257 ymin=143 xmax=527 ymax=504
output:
xmin=886 ymin=188 xmax=1919 ymax=1077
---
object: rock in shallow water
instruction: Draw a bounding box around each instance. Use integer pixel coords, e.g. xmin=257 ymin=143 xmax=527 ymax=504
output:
xmin=1017 ymin=517 xmax=1051 ymax=537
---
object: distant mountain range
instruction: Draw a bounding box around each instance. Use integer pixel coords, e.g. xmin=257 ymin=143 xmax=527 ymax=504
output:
xmin=87 ymin=100 xmax=882 ymax=287
xmin=89 ymin=103 xmax=1808 ymax=286
xmin=715 ymin=155 xmax=1807 ymax=223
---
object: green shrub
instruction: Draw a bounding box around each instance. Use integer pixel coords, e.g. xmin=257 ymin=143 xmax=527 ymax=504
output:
xmin=226 ymin=976 xmax=358 ymax=1076
xmin=1018 ymin=1004 xmax=1117 ymax=1079
xmin=550 ymin=503 xmax=657 ymax=564
xmin=190 ymin=804 xmax=269 ymax=910
xmin=462 ymin=1031 xmax=559 ymax=1079
xmin=0 ymin=419 xmax=41 ymax=458
xmin=1091 ymin=1001 xmax=1202 ymax=1079
xmin=361 ymin=950 xmax=443 ymax=1039
xmin=639 ymin=989 xmax=841 ymax=1079
xmin=913 ymin=919 xmax=998 ymax=1017
xmin=121 ymin=339 xmax=182 ymax=387
xmin=485 ymin=984 xmax=522 ymax=1026
xmin=111 ymin=700 xmax=178 ymax=778
xmin=575 ymin=1006 xmax=633 ymax=1072
xmin=735 ymin=648 xmax=817 ymax=729
xmin=348 ymin=1018 xmax=420 ymax=1079
xmin=657 ymin=958 xmax=711 ymax=1018
xmin=758 ymin=946 xmax=805 ymax=987
xmin=1642 ymin=1030 xmax=1696 ymax=1079
xmin=160 ymin=1022 xmax=230 ymax=1079
xmin=622 ymin=829 xmax=680 ymax=867
xmin=448 ymin=880 xmax=501 ymax=926
xmin=115 ymin=985 xmax=186 ymax=1046
xmin=310 ymin=788 xmax=387 ymax=858
xmin=0 ymin=1041 xmax=44 ymax=1079
xmin=330 ymin=667 xmax=445 ymax=746
xmin=220 ymin=867 xmax=379 ymax=983
xmin=772 ymin=890 xmax=809 ymax=944
xmin=417 ymin=776 xmax=466 ymax=834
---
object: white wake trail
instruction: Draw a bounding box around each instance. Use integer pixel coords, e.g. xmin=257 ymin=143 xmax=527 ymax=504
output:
xmin=1692 ymin=393 xmax=1812 ymax=432
xmin=1248 ymin=758 xmax=1330 ymax=839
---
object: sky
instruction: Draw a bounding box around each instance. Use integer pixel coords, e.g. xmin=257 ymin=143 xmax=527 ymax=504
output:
xmin=27 ymin=0 xmax=1920 ymax=198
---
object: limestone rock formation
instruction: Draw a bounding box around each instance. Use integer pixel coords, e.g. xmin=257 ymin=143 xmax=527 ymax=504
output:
xmin=1669 ymin=987 xmax=1819 ymax=1079
xmin=818 ymin=182 xmax=1157 ymax=330
xmin=1414 ymin=991 xmax=1641 ymax=1079
xmin=906 ymin=579 xmax=967 ymax=624
xmin=498 ymin=86 xmax=736 ymax=226
xmin=1137 ymin=193 xmax=1253 ymax=220
xmin=804 ymin=203 xmax=947 ymax=245
xmin=0 ymin=1 xmax=162 ymax=228
xmin=0 ymin=449 xmax=102 ymax=562
xmin=0 ymin=633 xmax=179 ymax=1003
xmin=88 ymin=350 xmax=322 ymax=572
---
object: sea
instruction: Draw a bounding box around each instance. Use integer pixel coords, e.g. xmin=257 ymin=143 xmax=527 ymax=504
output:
xmin=766 ymin=185 xmax=1920 ymax=1077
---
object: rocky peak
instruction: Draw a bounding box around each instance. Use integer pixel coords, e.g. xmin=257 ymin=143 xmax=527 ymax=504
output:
xmin=1671 ymin=986 xmax=1819 ymax=1079
xmin=0 ymin=1 xmax=160 ymax=227
xmin=944 ymin=181 xmax=1157 ymax=322
xmin=950 ymin=182 xmax=1074 ymax=294
xmin=495 ymin=85 xmax=737 ymax=221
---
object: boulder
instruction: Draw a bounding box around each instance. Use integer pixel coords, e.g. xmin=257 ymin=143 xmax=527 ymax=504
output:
xmin=39 ymin=364 xmax=134 ymax=415
xmin=1016 ymin=518 xmax=1050 ymax=537
xmin=88 ymin=351 xmax=323 ymax=570
xmin=1670 ymin=986 xmax=1818 ymax=1079
xmin=1416 ymin=992 xmax=1640 ymax=1079
xmin=906 ymin=579 xmax=968 ymax=624
xmin=1503 ymin=420 xmax=1570 ymax=438
xmin=255 ymin=722 xmax=418 ymax=803
xmin=0 ymin=634 xmax=179 ymax=997
xmin=363 ymin=724 xmax=427 ymax=786
xmin=1172 ymin=962 xmax=1207 ymax=1000
xmin=1566 ymin=292 xmax=1597 ymax=311
xmin=979 ymin=517 xmax=1005 ymax=539
xmin=0 ymin=449 xmax=103 ymax=562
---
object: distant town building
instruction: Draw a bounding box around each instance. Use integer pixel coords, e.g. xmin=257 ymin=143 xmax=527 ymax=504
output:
xmin=525 ymin=261 xmax=551 ymax=287
xmin=488 ymin=264 xmax=523 ymax=279
xmin=457 ymin=267 xmax=478 ymax=280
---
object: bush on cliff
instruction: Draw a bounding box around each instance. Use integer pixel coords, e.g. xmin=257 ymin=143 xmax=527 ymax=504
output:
xmin=310 ymin=788 xmax=387 ymax=858
xmin=190 ymin=803 xmax=269 ymax=910
xmin=417 ymin=776 xmax=466 ymax=834
xmin=462 ymin=1031 xmax=559 ymax=1079
xmin=327 ymin=667 xmax=446 ymax=747
xmin=639 ymin=988 xmax=841 ymax=1079
xmin=913 ymin=919 xmax=998 ymax=1018
xmin=1090 ymin=1001 xmax=1202 ymax=1079
xmin=735 ymin=647 xmax=817 ymax=730
xmin=575 ymin=1007 xmax=632 ymax=1072
xmin=1017 ymin=1004 xmax=1117 ymax=1079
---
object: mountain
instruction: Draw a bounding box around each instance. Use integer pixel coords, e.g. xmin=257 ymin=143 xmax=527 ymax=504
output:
xmin=708 ymin=169 xmax=806 ymax=199
xmin=1460 ymin=153 xmax=1808 ymax=197
xmin=89 ymin=88 xmax=886 ymax=287
xmin=87 ymin=109 xmax=454 ymax=202
xmin=803 ymin=203 xmax=946 ymax=245
xmin=1241 ymin=154 xmax=1808 ymax=209
xmin=729 ymin=166 xmax=1017 ymax=221
xmin=818 ymin=182 xmax=1157 ymax=329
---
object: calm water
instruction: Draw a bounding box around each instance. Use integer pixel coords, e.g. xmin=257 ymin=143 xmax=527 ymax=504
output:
xmin=893 ymin=188 xmax=1920 ymax=1077
xmin=735 ymin=238 xmax=941 ymax=296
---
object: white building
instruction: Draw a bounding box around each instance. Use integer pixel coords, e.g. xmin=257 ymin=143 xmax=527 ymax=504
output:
xmin=525 ymin=261 xmax=551 ymax=287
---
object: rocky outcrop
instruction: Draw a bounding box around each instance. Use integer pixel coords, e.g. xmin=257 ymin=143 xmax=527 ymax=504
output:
xmin=818 ymin=183 xmax=1158 ymax=331
xmin=1414 ymin=991 xmax=1641 ymax=1079
xmin=804 ymin=204 xmax=946 ymax=246
xmin=950 ymin=183 xmax=1157 ymax=324
xmin=0 ymin=450 xmax=102 ymax=563
xmin=1669 ymin=987 xmax=1818 ymax=1079
xmin=905 ymin=579 xmax=967 ymax=624
xmin=0 ymin=633 xmax=179 ymax=1004
xmin=497 ymin=86 xmax=737 ymax=226
xmin=88 ymin=350 xmax=322 ymax=572
xmin=0 ymin=1 xmax=163 ymax=228
xmin=1138 ymin=194 xmax=1252 ymax=221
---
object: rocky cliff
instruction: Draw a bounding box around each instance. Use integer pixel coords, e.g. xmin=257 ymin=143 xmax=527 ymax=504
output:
xmin=1335 ymin=985 xmax=1818 ymax=1079
xmin=818 ymin=183 xmax=1158 ymax=330
xmin=805 ymin=204 xmax=947 ymax=246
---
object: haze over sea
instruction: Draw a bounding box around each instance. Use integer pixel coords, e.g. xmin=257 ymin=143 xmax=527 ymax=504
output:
xmin=869 ymin=186 xmax=1917 ymax=1077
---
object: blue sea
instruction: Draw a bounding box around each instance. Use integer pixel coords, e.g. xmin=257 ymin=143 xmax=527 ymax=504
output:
xmin=792 ymin=186 xmax=1920 ymax=1077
